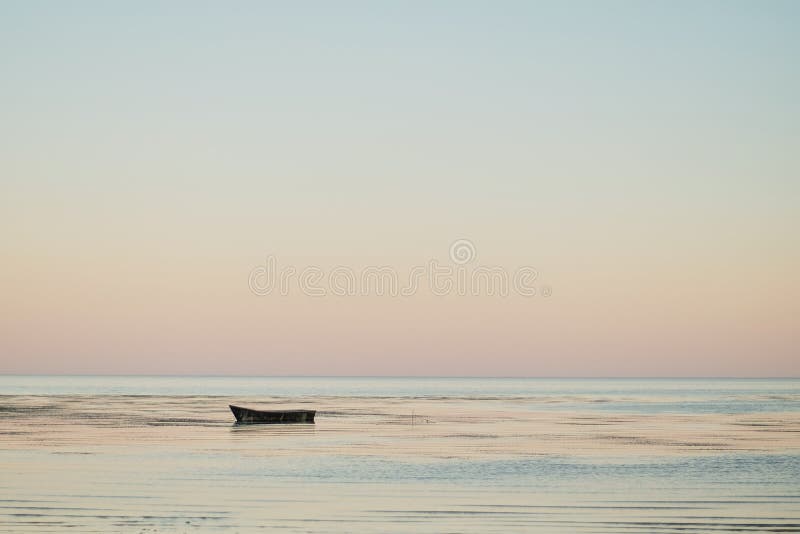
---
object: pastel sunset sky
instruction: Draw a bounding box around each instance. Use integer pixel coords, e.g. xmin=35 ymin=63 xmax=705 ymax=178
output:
xmin=2 ymin=2 xmax=798 ymax=376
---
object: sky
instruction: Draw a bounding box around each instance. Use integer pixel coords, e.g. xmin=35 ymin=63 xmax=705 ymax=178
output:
xmin=1 ymin=1 xmax=798 ymax=376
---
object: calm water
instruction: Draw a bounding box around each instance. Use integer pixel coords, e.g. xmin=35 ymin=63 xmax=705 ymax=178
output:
xmin=1 ymin=377 xmax=799 ymax=533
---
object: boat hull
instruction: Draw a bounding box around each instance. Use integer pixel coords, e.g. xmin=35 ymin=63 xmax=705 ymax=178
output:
xmin=229 ymin=405 xmax=315 ymax=424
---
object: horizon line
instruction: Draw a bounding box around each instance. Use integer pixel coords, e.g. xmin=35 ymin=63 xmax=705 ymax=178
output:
xmin=1 ymin=374 xmax=798 ymax=380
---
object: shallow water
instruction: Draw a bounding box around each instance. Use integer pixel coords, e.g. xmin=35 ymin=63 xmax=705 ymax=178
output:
xmin=1 ymin=378 xmax=799 ymax=532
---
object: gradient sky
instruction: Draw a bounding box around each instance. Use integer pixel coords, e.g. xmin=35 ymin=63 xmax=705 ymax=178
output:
xmin=1 ymin=1 xmax=798 ymax=376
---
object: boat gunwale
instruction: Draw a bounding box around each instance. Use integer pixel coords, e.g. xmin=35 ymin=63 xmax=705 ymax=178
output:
xmin=229 ymin=405 xmax=316 ymax=414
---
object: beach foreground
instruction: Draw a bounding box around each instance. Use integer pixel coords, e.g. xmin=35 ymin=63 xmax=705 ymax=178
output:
xmin=1 ymin=378 xmax=798 ymax=533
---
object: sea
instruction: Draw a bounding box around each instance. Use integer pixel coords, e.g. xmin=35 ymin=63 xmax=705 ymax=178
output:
xmin=1 ymin=376 xmax=798 ymax=533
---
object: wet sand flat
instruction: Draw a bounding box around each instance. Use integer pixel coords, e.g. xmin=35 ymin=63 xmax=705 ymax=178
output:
xmin=1 ymin=389 xmax=799 ymax=533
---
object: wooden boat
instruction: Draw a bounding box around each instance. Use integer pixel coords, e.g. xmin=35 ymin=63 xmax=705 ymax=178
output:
xmin=229 ymin=405 xmax=315 ymax=424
